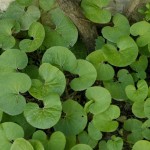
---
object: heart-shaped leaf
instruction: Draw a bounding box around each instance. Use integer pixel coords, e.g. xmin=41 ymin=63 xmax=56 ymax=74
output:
xmin=81 ymin=0 xmax=111 ymax=23
xmin=11 ymin=138 xmax=34 ymax=150
xmin=29 ymin=63 xmax=66 ymax=99
xmin=132 ymin=140 xmax=150 ymax=150
xmin=93 ymin=105 xmax=120 ymax=132
xmin=102 ymin=13 xmax=130 ymax=43
xmin=130 ymin=21 xmax=150 ymax=51
xmin=19 ymin=22 xmax=45 ymax=52
xmin=24 ymin=94 xmax=62 ymax=129
xmin=0 ymin=122 xmax=24 ymax=150
xmin=42 ymin=46 xmax=77 ymax=72
xmin=125 ymin=80 xmax=148 ymax=102
xmin=54 ymin=99 xmax=87 ymax=136
xmin=85 ymin=86 xmax=111 ymax=114
xmin=71 ymin=144 xmax=92 ymax=150
xmin=0 ymin=73 xmax=31 ymax=115
xmin=0 ymin=49 xmax=28 ymax=74
xmin=70 ymin=60 xmax=97 ymax=91
xmin=43 ymin=8 xmax=78 ymax=48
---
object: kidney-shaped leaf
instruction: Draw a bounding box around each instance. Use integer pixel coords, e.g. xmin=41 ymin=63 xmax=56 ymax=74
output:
xmin=81 ymin=0 xmax=111 ymax=23
xmin=11 ymin=138 xmax=34 ymax=150
xmin=70 ymin=60 xmax=97 ymax=91
xmin=0 ymin=73 xmax=31 ymax=115
xmin=132 ymin=140 xmax=150 ymax=150
xmin=29 ymin=63 xmax=66 ymax=99
xmin=71 ymin=144 xmax=92 ymax=150
xmin=42 ymin=46 xmax=77 ymax=72
xmin=0 ymin=122 xmax=24 ymax=150
xmin=24 ymin=94 xmax=62 ymax=129
xmin=85 ymin=86 xmax=111 ymax=114
xmin=0 ymin=49 xmax=28 ymax=74
xmin=125 ymin=80 xmax=148 ymax=102
xmin=102 ymin=13 xmax=130 ymax=43
xmin=54 ymin=99 xmax=87 ymax=136
xmin=19 ymin=22 xmax=45 ymax=52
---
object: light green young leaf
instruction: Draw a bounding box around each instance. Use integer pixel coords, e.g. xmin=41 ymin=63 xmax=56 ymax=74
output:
xmin=85 ymin=86 xmax=111 ymax=114
xmin=81 ymin=0 xmax=111 ymax=23
xmin=78 ymin=131 xmax=98 ymax=148
xmin=0 ymin=73 xmax=31 ymax=115
xmin=0 ymin=122 xmax=24 ymax=150
xmin=29 ymin=63 xmax=66 ymax=99
xmin=48 ymin=131 xmax=66 ymax=150
xmin=125 ymin=80 xmax=148 ymax=102
xmin=102 ymin=13 xmax=130 ymax=43
xmin=70 ymin=60 xmax=97 ymax=91
xmin=132 ymin=140 xmax=150 ymax=150
xmin=29 ymin=140 xmax=44 ymax=150
xmin=43 ymin=8 xmax=78 ymax=48
xmin=19 ymin=22 xmax=45 ymax=52
xmin=0 ymin=49 xmax=28 ymax=74
xmin=93 ymin=105 xmax=120 ymax=132
xmin=71 ymin=144 xmax=92 ymax=150
xmin=42 ymin=46 xmax=77 ymax=72
xmin=24 ymin=94 xmax=62 ymax=129
xmin=54 ymin=99 xmax=87 ymax=136
xmin=11 ymin=138 xmax=34 ymax=150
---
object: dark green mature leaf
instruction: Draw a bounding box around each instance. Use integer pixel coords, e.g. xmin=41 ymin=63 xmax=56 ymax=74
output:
xmin=85 ymin=86 xmax=111 ymax=114
xmin=70 ymin=60 xmax=97 ymax=91
xmin=54 ymin=99 xmax=87 ymax=136
xmin=11 ymin=138 xmax=34 ymax=150
xmin=81 ymin=0 xmax=111 ymax=23
xmin=0 ymin=122 xmax=24 ymax=150
xmin=19 ymin=22 xmax=45 ymax=52
xmin=24 ymin=94 xmax=62 ymax=129
xmin=43 ymin=8 xmax=78 ymax=48
xmin=42 ymin=46 xmax=77 ymax=72
xmin=102 ymin=13 xmax=130 ymax=43
xmin=0 ymin=73 xmax=31 ymax=115
xmin=29 ymin=63 xmax=66 ymax=99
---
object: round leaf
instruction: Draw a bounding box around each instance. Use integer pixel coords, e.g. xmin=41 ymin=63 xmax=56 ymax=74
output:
xmin=132 ymin=140 xmax=150 ymax=150
xmin=71 ymin=144 xmax=92 ymax=150
xmin=54 ymin=99 xmax=87 ymax=136
xmin=24 ymin=94 xmax=62 ymax=129
xmin=70 ymin=60 xmax=97 ymax=91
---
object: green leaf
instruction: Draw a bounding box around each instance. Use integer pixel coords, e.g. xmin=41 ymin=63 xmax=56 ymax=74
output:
xmin=102 ymin=36 xmax=138 ymax=67
xmin=0 ymin=49 xmax=28 ymax=74
xmin=71 ymin=144 xmax=92 ymax=150
xmin=16 ymin=0 xmax=33 ymax=6
xmin=19 ymin=22 xmax=45 ymax=52
xmin=11 ymin=138 xmax=34 ymax=150
xmin=132 ymin=101 xmax=146 ymax=118
xmin=29 ymin=140 xmax=44 ymax=150
xmin=125 ymin=80 xmax=148 ymax=102
xmin=104 ymin=69 xmax=134 ymax=101
xmin=78 ymin=131 xmax=98 ymax=148
xmin=0 ymin=19 xmax=19 ymax=49
xmin=130 ymin=21 xmax=150 ymax=51
xmin=132 ymin=140 xmax=150 ymax=150
xmin=39 ymin=0 xmax=56 ymax=11
xmin=102 ymin=13 xmax=130 ymax=43
xmin=54 ymin=99 xmax=87 ymax=136
xmin=29 ymin=63 xmax=66 ymax=99
xmin=88 ymin=122 xmax=102 ymax=141
xmin=81 ymin=0 xmax=111 ymax=23
xmin=43 ymin=8 xmax=78 ymax=48
xmin=48 ymin=131 xmax=66 ymax=150
xmin=42 ymin=46 xmax=77 ymax=72
xmin=65 ymin=136 xmax=76 ymax=150
xmin=93 ymin=105 xmax=120 ymax=132
xmin=70 ymin=60 xmax=97 ymax=91
xmin=0 ymin=73 xmax=31 ymax=115
xmin=123 ymin=119 xmax=143 ymax=143
xmin=85 ymin=86 xmax=111 ymax=114
xmin=24 ymin=94 xmax=62 ymax=129
xmin=0 ymin=122 xmax=24 ymax=150
xmin=144 ymin=98 xmax=150 ymax=118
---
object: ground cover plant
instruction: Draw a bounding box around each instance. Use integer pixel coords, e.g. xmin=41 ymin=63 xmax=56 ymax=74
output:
xmin=1 ymin=0 xmax=150 ymax=149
